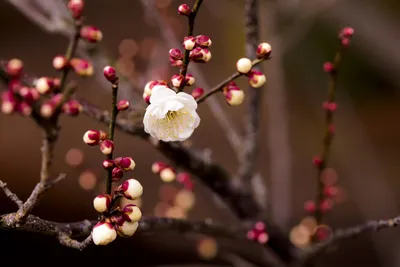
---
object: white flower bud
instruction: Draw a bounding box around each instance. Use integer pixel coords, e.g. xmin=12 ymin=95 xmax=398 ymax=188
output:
xmin=257 ymin=42 xmax=272 ymax=59
xmin=116 ymin=221 xmax=139 ymax=237
xmin=183 ymin=36 xmax=196 ymax=51
xmin=171 ymin=74 xmax=184 ymax=88
xmin=185 ymin=74 xmax=195 ymax=86
xmin=225 ymin=89 xmax=245 ymax=106
xmin=122 ymin=204 xmax=142 ymax=222
xmin=118 ymin=179 xmax=143 ymax=200
xmin=160 ymin=168 xmax=176 ymax=183
xmin=236 ymin=58 xmax=252 ymax=74
xmin=35 ymin=77 xmax=53 ymax=94
xmin=92 ymin=222 xmax=117 ymax=245
xmin=248 ymin=71 xmax=266 ymax=88
xmin=93 ymin=194 xmax=111 ymax=213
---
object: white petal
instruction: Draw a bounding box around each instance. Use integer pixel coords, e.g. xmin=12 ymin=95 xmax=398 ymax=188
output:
xmin=162 ymin=100 xmax=184 ymax=115
xmin=176 ymin=92 xmax=198 ymax=110
xmin=150 ymin=86 xmax=176 ymax=104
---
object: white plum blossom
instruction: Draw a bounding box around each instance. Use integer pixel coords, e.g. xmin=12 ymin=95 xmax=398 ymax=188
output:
xmin=143 ymin=85 xmax=200 ymax=142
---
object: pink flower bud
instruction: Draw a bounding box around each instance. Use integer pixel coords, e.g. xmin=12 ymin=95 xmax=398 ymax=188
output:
xmin=340 ymin=27 xmax=354 ymax=38
xmin=160 ymin=167 xmax=176 ymax=183
xmin=256 ymin=42 xmax=272 ymax=59
xmin=93 ymin=194 xmax=111 ymax=213
xmin=52 ymin=55 xmax=69 ymax=70
xmin=62 ymin=99 xmax=82 ymax=116
xmin=116 ymin=220 xmax=139 ymax=237
xmin=112 ymin=167 xmax=124 ymax=182
xmin=248 ymin=70 xmax=266 ymax=88
xmin=92 ymin=221 xmax=117 ymax=246
xmin=70 ymin=58 xmax=93 ymax=77
xmin=18 ymin=87 xmax=37 ymax=104
xmin=324 ymin=186 xmax=338 ymax=198
xmin=115 ymin=157 xmax=136 ymax=171
xmin=225 ymin=88 xmax=244 ymax=106
xmin=100 ymin=139 xmax=114 ymax=155
xmin=68 ymin=0 xmax=84 ymax=19
xmin=151 ymin=161 xmax=168 ymax=174
xmin=185 ymin=74 xmax=195 ymax=86
xmin=35 ymin=77 xmax=55 ymax=94
xmin=312 ymin=156 xmax=323 ymax=166
xmin=169 ymin=48 xmax=183 ymax=60
xmin=177 ymin=172 xmax=193 ymax=190
xmin=236 ymin=58 xmax=252 ymax=74
xmin=6 ymin=58 xmax=23 ymax=77
xmin=322 ymin=101 xmax=337 ymax=112
xmin=8 ymin=80 xmax=22 ymax=93
xmin=144 ymin=80 xmax=168 ymax=95
xmin=143 ymin=92 xmax=151 ymax=104
xmin=341 ymin=38 xmax=351 ymax=47
xmin=183 ymin=36 xmax=196 ymax=51
xmin=83 ymin=129 xmax=102 ymax=146
xmin=319 ymin=199 xmax=333 ymax=213
xmin=117 ymin=179 xmax=143 ymax=200
xmin=80 ymin=26 xmax=103 ymax=43
xmin=304 ymin=200 xmax=316 ymax=213
xmin=191 ymin=87 xmax=204 ymax=100
xmin=177 ymin=4 xmax=191 ymax=16
xmin=117 ymin=100 xmax=129 ymax=111
xmin=103 ymin=66 xmax=118 ymax=83
xmin=122 ymin=204 xmax=142 ymax=222
xmin=170 ymin=57 xmax=184 ymax=67
xmin=1 ymin=92 xmax=17 ymax=115
xmin=190 ymin=47 xmax=211 ymax=63
xmin=40 ymin=102 xmax=55 ymax=118
xmin=195 ymin=35 xmax=212 ymax=48
xmin=323 ymin=62 xmax=335 ymax=73
xmin=17 ymin=102 xmax=32 ymax=116
xmin=102 ymin=159 xmax=115 ymax=169
xmin=171 ymin=74 xmax=184 ymax=88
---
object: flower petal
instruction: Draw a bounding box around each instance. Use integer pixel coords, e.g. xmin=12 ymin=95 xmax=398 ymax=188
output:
xmin=150 ymin=86 xmax=176 ymax=104
xmin=176 ymin=92 xmax=198 ymax=110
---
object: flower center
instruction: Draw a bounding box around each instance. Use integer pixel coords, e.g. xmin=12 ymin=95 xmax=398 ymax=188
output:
xmin=164 ymin=109 xmax=186 ymax=122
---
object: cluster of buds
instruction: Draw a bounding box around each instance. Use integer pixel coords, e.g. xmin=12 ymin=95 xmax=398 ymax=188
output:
xmin=152 ymin=161 xmax=194 ymax=190
xmin=222 ymin=81 xmax=244 ymax=106
xmin=171 ymin=73 xmax=195 ymax=88
xmin=338 ymin=26 xmax=354 ymax=47
xmin=92 ymin=178 xmax=143 ymax=245
xmin=142 ymin=80 xmax=168 ymax=104
xmin=247 ymin=221 xmax=269 ymax=244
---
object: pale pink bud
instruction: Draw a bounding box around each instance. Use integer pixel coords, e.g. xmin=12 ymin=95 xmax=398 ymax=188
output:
xmin=304 ymin=200 xmax=316 ymax=213
xmin=52 ymin=55 xmax=68 ymax=70
xmin=103 ymin=66 xmax=118 ymax=83
xmin=92 ymin=221 xmax=117 ymax=245
xmin=18 ymin=87 xmax=36 ymax=104
xmin=183 ymin=36 xmax=196 ymax=51
xmin=160 ymin=167 xmax=176 ymax=183
xmin=116 ymin=220 xmax=139 ymax=237
xmin=99 ymin=139 xmax=114 ymax=155
xmin=1 ymin=92 xmax=16 ymax=115
xmin=225 ymin=88 xmax=244 ymax=106
xmin=191 ymin=87 xmax=204 ymax=100
xmin=122 ymin=204 xmax=142 ymax=222
xmin=83 ymin=129 xmax=102 ymax=146
xmin=68 ymin=0 xmax=84 ymax=19
xmin=102 ymin=159 xmax=115 ymax=170
xmin=178 ymin=4 xmax=191 ymax=16
xmin=144 ymin=80 xmax=168 ymax=95
xmin=93 ymin=194 xmax=111 ymax=213
xmin=112 ymin=167 xmax=124 ymax=182
xmin=117 ymin=179 xmax=143 ymax=200
xmin=340 ymin=27 xmax=354 ymax=38
xmin=185 ymin=74 xmax=195 ymax=86
xmin=248 ymin=70 xmax=266 ymax=88
xmin=80 ymin=26 xmax=103 ymax=43
xmin=171 ymin=74 xmax=184 ymax=88
xmin=62 ymin=99 xmax=82 ymax=116
xmin=190 ymin=47 xmax=211 ymax=63
xmin=17 ymin=102 xmax=32 ymax=116
xmin=195 ymin=35 xmax=212 ymax=48
xmin=257 ymin=43 xmax=272 ymax=59
xmin=35 ymin=77 xmax=54 ymax=94
xmin=6 ymin=58 xmax=23 ymax=77
xmin=40 ymin=102 xmax=55 ymax=118
xmin=341 ymin=38 xmax=351 ymax=47
xmin=236 ymin=58 xmax=252 ymax=74
xmin=169 ymin=48 xmax=183 ymax=60
xmin=151 ymin=161 xmax=168 ymax=174
xmin=116 ymin=100 xmax=129 ymax=111
xmin=115 ymin=157 xmax=136 ymax=171
xmin=70 ymin=58 xmax=93 ymax=77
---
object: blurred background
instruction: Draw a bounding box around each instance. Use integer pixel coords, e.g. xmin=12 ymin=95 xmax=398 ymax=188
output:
xmin=0 ymin=0 xmax=399 ymax=266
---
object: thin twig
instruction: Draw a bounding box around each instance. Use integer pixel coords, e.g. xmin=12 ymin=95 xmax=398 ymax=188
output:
xmin=196 ymin=58 xmax=266 ymax=104
xmin=178 ymin=0 xmax=204 ymax=91
xmin=236 ymin=0 xmax=263 ymax=195
xmin=0 ymin=181 xmax=23 ymax=208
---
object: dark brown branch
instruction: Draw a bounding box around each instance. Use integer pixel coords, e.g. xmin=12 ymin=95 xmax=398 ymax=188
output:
xmin=237 ymin=0 xmax=263 ymax=194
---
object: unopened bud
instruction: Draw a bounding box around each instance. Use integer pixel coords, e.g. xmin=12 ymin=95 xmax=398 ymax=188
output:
xmin=116 ymin=220 xmax=139 ymax=237
xmin=248 ymin=70 xmax=266 ymax=88
xmin=169 ymin=48 xmax=183 ymax=60
xmin=1 ymin=92 xmax=17 ymax=115
xmin=99 ymin=139 xmax=114 ymax=155
xmin=171 ymin=74 xmax=184 ymax=88
xmin=160 ymin=167 xmax=176 ymax=183
xmin=83 ymin=129 xmax=102 ymax=146
xmin=190 ymin=47 xmax=211 ymax=63
xmin=236 ymin=58 xmax=252 ymax=74
xmin=195 ymin=35 xmax=212 ymax=48
xmin=185 ymin=74 xmax=195 ymax=86
xmin=122 ymin=204 xmax=142 ymax=222
xmin=112 ymin=167 xmax=124 ymax=182
xmin=191 ymin=87 xmax=204 ymax=100
xmin=70 ymin=58 xmax=93 ymax=77
xmin=103 ymin=66 xmax=118 ymax=83
xmin=35 ymin=77 xmax=54 ymax=94
xmin=62 ymin=99 xmax=82 ymax=116
xmin=102 ymin=159 xmax=115 ymax=170
xmin=256 ymin=43 xmax=272 ymax=59
xmin=52 ymin=55 xmax=68 ymax=70
xmin=178 ymin=4 xmax=191 ymax=16
xmin=151 ymin=161 xmax=168 ymax=174
xmin=68 ymin=0 xmax=84 ymax=19
xmin=93 ymin=194 xmax=111 ymax=213
xmin=80 ymin=26 xmax=103 ymax=43
xmin=117 ymin=100 xmax=129 ymax=111
xmin=92 ymin=221 xmax=117 ymax=246
xmin=115 ymin=157 xmax=136 ymax=171
xmin=304 ymin=200 xmax=316 ymax=213
xmin=117 ymin=179 xmax=143 ymax=200
xmin=17 ymin=102 xmax=32 ymax=116
xmin=183 ymin=36 xmax=196 ymax=51
xmin=225 ymin=88 xmax=244 ymax=106
xmin=6 ymin=58 xmax=23 ymax=77
xmin=323 ymin=62 xmax=335 ymax=73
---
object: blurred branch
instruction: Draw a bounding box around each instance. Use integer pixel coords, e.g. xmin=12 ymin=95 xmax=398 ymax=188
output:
xmin=0 ymin=181 xmax=23 ymax=208
xmin=141 ymin=0 xmax=244 ymax=159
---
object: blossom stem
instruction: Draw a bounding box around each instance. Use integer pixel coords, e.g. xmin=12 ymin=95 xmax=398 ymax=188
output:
xmin=177 ymin=0 xmax=204 ymax=92
xmin=105 ymin=82 xmax=119 ymax=194
xmin=59 ymin=20 xmax=82 ymax=92
xmin=314 ymin=48 xmax=343 ymax=224
xmin=196 ymin=58 xmax=267 ymax=103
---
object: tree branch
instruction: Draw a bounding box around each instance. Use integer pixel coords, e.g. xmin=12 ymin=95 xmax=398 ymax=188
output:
xmin=0 ymin=181 xmax=23 ymax=208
